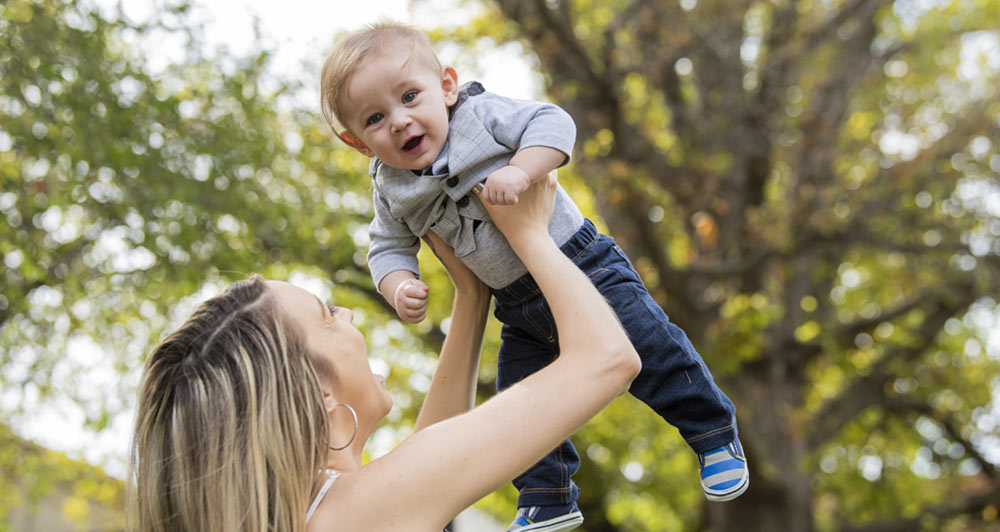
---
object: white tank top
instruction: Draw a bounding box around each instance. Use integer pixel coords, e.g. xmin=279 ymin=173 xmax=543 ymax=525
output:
xmin=305 ymin=470 xmax=340 ymax=524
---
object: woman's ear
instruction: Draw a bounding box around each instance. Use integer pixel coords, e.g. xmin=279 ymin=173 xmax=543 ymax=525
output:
xmin=323 ymin=389 xmax=338 ymax=414
xmin=441 ymin=66 xmax=459 ymax=106
xmin=339 ymin=131 xmax=374 ymax=157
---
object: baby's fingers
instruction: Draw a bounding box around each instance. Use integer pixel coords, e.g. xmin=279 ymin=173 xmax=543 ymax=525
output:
xmin=402 ymin=282 xmax=429 ymax=300
xmin=488 ymin=186 xmax=515 ymax=205
xmin=487 ymin=187 xmax=503 ymax=206
xmin=399 ymin=310 xmax=426 ymax=323
xmin=398 ymin=297 xmax=427 ymax=323
xmin=400 ymin=282 xmax=428 ymax=311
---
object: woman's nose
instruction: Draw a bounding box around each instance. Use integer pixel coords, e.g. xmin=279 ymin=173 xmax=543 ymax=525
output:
xmin=339 ymin=308 xmax=355 ymax=323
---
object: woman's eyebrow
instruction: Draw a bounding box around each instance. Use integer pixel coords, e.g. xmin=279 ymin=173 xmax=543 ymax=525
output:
xmin=314 ymin=295 xmax=327 ymax=317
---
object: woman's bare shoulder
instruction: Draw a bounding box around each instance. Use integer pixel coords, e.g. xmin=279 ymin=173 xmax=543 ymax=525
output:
xmin=306 ymin=471 xmax=363 ymax=532
xmin=305 ymin=464 xmax=443 ymax=532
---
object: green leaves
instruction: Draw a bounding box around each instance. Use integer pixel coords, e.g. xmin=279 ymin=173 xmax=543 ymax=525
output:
xmin=457 ymin=0 xmax=1000 ymax=530
xmin=0 ymin=1 xmax=448 ymax=522
xmin=3 ymin=0 xmax=999 ymax=530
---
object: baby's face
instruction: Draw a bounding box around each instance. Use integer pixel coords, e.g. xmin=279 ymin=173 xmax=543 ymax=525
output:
xmin=340 ymin=48 xmax=458 ymax=170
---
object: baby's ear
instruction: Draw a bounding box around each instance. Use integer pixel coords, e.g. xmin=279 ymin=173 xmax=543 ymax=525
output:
xmin=441 ymin=66 xmax=459 ymax=106
xmin=339 ymin=131 xmax=374 ymax=157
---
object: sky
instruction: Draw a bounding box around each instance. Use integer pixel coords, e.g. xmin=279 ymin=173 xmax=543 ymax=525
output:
xmin=113 ymin=0 xmax=540 ymax=102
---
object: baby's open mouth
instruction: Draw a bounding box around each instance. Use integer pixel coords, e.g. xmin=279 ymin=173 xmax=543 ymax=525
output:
xmin=402 ymin=135 xmax=423 ymax=151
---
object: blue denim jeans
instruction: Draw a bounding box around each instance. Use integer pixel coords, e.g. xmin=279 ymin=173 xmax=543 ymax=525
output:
xmin=491 ymin=219 xmax=738 ymax=507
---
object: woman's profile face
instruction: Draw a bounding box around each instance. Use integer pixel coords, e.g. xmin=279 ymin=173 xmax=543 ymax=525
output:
xmin=265 ymin=280 xmax=393 ymax=422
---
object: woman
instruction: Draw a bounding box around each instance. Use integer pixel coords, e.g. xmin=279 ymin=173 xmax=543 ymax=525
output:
xmin=128 ymin=175 xmax=641 ymax=532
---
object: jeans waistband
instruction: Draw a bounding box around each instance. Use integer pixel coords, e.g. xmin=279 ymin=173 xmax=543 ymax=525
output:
xmin=491 ymin=219 xmax=599 ymax=306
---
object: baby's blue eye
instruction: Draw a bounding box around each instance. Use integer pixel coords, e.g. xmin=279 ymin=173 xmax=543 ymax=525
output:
xmin=403 ymin=91 xmax=417 ymax=103
xmin=366 ymin=112 xmax=384 ymax=126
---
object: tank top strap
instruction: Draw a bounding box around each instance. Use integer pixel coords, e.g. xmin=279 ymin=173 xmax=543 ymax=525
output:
xmin=305 ymin=470 xmax=341 ymax=524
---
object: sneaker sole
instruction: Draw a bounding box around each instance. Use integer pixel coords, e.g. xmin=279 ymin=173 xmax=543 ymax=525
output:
xmin=508 ymin=511 xmax=584 ymax=532
xmin=704 ymin=474 xmax=749 ymax=502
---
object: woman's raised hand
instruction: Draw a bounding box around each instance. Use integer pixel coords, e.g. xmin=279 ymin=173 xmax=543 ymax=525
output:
xmin=478 ymin=171 xmax=557 ymax=249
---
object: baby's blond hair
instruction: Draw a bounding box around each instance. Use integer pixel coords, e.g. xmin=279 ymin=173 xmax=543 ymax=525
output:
xmin=320 ymin=23 xmax=442 ymax=135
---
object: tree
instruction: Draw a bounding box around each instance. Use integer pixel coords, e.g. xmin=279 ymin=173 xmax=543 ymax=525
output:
xmin=4 ymin=0 xmax=1000 ymax=531
xmin=0 ymin=0 xmax=474 ymax=524
xmin=446 ymin=0 xmax=1000 ymax=530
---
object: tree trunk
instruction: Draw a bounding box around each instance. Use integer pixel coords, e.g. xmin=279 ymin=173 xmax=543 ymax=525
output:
xmin=705 ymin=476 xmax=813 ymax=532
xmin=673 ymin=336 xmax=812 ymax=531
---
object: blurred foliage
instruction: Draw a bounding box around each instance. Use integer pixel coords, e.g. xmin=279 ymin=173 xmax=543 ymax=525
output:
xmin=439 ymin=0 xmax=1000 ymax=530
xmin=0 ymin=423 xmax=124 ymax=531
xmin=2 ymin=0 xmax=1000 ymax=531
xmin=0 ymin=0 xmax=480 ymax=525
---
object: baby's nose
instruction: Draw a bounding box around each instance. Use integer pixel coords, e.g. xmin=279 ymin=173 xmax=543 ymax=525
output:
xmin=390 ymin=114 xmax=411 ymax=133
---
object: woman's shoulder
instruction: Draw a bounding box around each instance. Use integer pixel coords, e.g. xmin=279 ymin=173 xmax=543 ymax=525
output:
xmin=306 ymin=457 xmax=447 ymax=532
xmin=305 ymin=468 xmax=386 ymax=531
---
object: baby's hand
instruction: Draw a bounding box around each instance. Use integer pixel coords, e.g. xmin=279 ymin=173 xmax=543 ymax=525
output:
xmin=394 ymin=279 xmax=429 ymax=323
xmin=482 ymin=166 xmax=531 ymax=205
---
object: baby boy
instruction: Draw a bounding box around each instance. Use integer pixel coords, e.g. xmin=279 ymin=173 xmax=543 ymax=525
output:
xmin=320 ymin=23 xmax=748 ymax=532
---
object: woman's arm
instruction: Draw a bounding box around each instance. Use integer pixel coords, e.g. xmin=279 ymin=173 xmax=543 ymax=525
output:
xmin=413 ymin=231 xmax=491 ymax=432
xmin=330 ymin=176 xmax=640 ymax=531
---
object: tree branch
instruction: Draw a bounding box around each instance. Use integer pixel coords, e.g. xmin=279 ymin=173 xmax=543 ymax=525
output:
xmin=834 ymin=292 xmax=938 ymax=346
xmin=805 ymin=283 xmax=978 ymax=449
xmin=500 ymin=0 xmax=616 ymax=114
xmin=804 ymin=0 xmax=890 ymax=55
xmin=789 ymin=0 xmax=891 ymax=236
xmin=885 ymin=396 xmax=998 ymax=480
xmin=793 ymin=224 xmax=968 ymax=263
xmin=679 ymin=246 xmax=782 ymax=277
xmin=839 ymin=488 xmax=1000 ymax=532
xmin=873 ymin=97 xmax=999 ymax=187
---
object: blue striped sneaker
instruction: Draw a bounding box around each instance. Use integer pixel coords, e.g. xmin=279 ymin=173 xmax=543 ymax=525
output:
xmin=505 ymin=502 xmax=584 ymax=532
xmin=699 ymin=439 xmax=749 ymax=501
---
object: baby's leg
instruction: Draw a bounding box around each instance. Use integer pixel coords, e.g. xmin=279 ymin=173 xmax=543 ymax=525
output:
xmin=570 ymin=222 xmax=738 ymax=452
xmin=575 ymin=228 xmax=748 ymax=500
xmin=493 ymin=303 xmax=581 ymax=508
xmin=616 ymin=283 xmax=738 ymax=452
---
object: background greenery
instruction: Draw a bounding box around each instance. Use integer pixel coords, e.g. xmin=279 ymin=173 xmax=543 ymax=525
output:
xmin=1 ymin=0 xmax=998 ymax=530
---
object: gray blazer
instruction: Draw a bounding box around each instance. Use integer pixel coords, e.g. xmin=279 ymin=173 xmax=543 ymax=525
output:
xmin=367 ymin=82 xmax=584 ymax=290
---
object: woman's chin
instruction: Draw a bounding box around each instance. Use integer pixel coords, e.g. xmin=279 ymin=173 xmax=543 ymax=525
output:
xmin=379 ymin=390 xmax=393 ymax=416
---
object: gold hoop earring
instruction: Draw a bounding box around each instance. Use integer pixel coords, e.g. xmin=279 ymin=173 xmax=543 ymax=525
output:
xmin=329 ymin=403 xmax=358 ymax=451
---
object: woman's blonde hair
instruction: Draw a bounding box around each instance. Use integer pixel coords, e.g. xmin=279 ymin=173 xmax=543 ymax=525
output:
xmin=127 ymin=275 xmax=331 ymax=532
xmin=320 ymin=22 xmax=442 ymax=135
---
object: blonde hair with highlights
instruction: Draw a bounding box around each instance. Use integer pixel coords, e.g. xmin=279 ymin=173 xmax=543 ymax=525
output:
xmin=320 ymin=22 xmax=442 ymax=135
xmin=127 ymin=275 xmax=331 ymax=532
